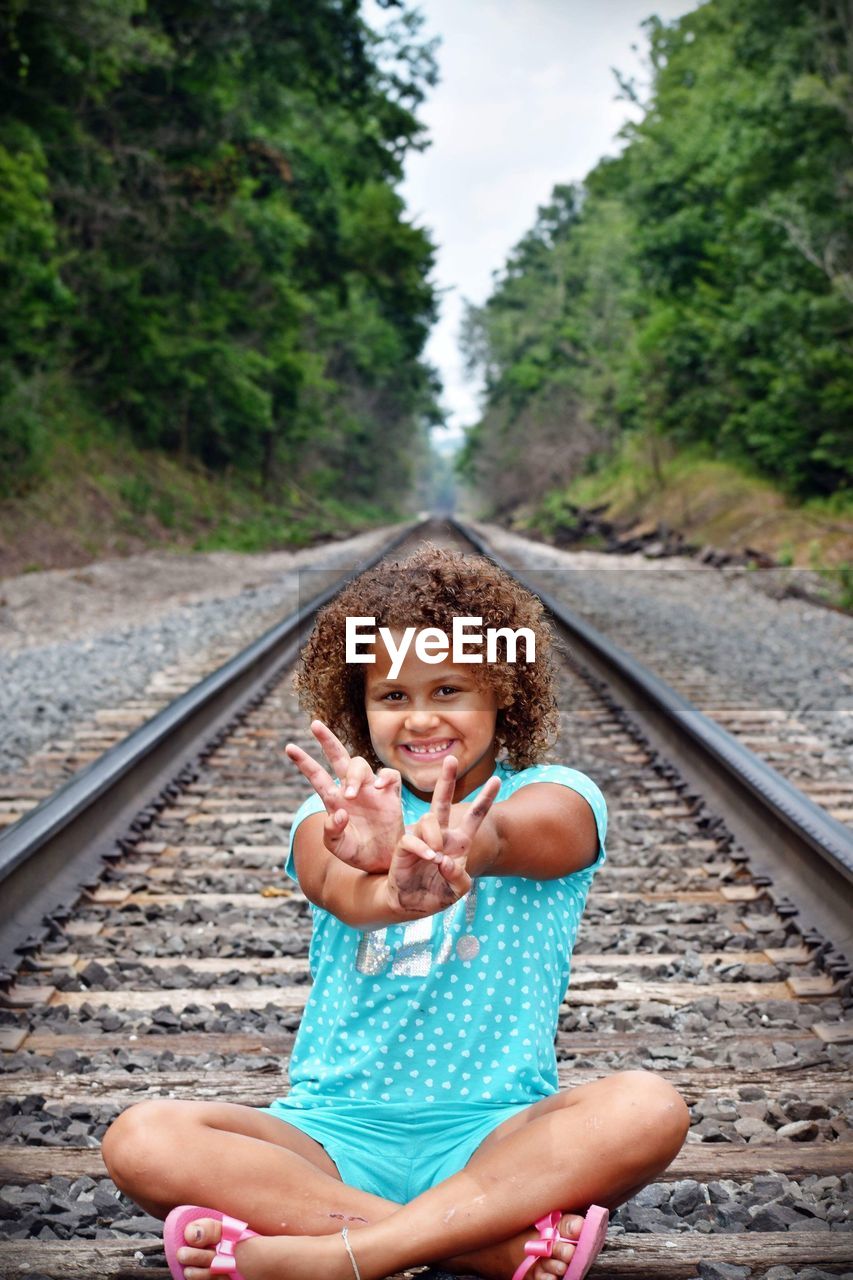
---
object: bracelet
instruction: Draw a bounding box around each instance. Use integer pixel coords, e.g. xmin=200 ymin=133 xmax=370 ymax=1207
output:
xmin=341 ymin=1226 xmax=362 ymax=1280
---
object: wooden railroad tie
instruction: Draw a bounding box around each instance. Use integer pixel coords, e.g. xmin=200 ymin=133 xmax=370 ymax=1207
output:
xmin=0 ymin=1232 xmax=850 ymax=1278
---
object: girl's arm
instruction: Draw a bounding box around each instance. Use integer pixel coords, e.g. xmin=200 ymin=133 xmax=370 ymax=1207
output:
xmin=292 ymin=813 xmax=475 ymax=928
xmin=292 ymin=813 xmax=425 ymax=928
xmin=290 ymin=760 xmax=599 ymax=927
xmin=422 ymin=781 xmax=600 ymax=881
xmin=292 ymin=765 xmax=501 ymax=927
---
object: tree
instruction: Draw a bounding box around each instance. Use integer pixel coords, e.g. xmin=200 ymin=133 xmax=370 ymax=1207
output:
xmin=462 ymin=0 xmax=853 ymax=504
xmin=0 ymin=0 xmax=442 ymax=512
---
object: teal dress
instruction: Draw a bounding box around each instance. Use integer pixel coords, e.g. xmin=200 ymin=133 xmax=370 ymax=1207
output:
xmin=262 ymin=759 xmax=607 ymax=1202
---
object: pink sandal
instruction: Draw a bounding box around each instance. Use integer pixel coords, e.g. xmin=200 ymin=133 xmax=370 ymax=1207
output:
xmin=164 ymin=1205 xmax=259 ymax=1279
xmin=163 ymin=1206 xmax=365 ymax=1280
xmin=510 ymin=1205 xmax=609 ymax=1280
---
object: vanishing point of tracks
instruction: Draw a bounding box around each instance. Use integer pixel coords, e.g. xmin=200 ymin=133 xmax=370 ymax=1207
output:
xmin=0 ymin=518 xmax=851 ymax=1279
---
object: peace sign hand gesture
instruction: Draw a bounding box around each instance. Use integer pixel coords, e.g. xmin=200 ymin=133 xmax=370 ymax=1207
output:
xmin=285 ymin=720 xmax=403 ymax=873
xmin=387 ymin=754 xmax=501 ymax=915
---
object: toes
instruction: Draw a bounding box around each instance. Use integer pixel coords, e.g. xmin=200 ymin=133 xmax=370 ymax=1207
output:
xmin=524 ymin=1211 xmax=595 ymax=1280
xmin=534 ymin=1215 xmax=586 ymax=1278
xmin=177 ymin=1245 xmax=215 ymax=1268
xmin=183 ymin=1216 xmax=223 ymax=1248
xmin=559 ymin=1214 xmax=585 ymax=1241
xmin=551 ymin=1238 xmax=578 ymax=1264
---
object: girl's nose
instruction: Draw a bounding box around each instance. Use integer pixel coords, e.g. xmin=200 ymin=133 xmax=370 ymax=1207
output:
xmin=404 ymin=704 xmax=441 ymax=730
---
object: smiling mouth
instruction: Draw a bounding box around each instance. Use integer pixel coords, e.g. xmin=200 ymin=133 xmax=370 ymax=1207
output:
xmin=399 ymin=739 xmax=456 ymax=758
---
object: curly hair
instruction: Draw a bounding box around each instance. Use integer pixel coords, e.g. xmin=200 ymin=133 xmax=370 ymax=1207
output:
xmin=293 ymin=543 xmax=560 ymax=770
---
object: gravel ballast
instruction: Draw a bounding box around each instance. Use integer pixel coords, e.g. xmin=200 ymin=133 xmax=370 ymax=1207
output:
xmin=472 ymin=523 xmax=853 ymax=777
xmin=0 ymin=527 xmax=399 ymax=777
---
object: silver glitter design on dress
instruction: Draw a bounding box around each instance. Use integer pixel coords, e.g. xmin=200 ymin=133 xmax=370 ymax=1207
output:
xmin=355 ymin=928 xmax=392 ymax=975
xmin=436 ymin=879 xmax=479 ymax=965
xmin=391 ymin=915 xmax=434 ymax=976
xmin=355 ymin=880 xmax=480 ymax=976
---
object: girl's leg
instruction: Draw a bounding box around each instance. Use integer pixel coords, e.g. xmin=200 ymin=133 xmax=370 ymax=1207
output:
xmin=176 ymin=1070 xmax=689 ymax=1280
xmin=439 ymin=1070 xmax=688 ymax=1278
xmin=101 ymin=1099 xmax=400 ymax=1234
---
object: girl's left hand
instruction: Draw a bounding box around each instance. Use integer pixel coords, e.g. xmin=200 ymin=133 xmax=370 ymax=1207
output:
xmin=387 ymin=755 xmax=501 ymax=914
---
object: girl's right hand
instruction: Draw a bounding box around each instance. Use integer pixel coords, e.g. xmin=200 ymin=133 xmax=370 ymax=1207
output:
xmin=284 ymin=720 xmax=403 ymax=873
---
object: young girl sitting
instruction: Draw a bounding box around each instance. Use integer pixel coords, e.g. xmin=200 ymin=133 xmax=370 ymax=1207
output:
xmin=102 ymin=544 xmax=689 ymax=1280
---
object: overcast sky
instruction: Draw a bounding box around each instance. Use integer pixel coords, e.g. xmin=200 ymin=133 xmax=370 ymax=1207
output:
xmin=364 ymin=0 xmax=703 ymax=439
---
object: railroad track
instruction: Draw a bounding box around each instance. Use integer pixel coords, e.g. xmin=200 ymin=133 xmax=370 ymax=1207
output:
xmin=1 ymin=518 xmax=851 ymax=1279
xmin=3 ymin=526 xmax=849 ymax=836
xmin=470 ymin=522 xmax=853 ymax=825
xmin=0 ymin=528 xmax=400 ymax=831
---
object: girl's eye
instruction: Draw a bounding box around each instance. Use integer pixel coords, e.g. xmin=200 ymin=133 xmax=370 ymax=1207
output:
xmin=382 ymin=691 xmax=406 ymax=702
xmin=437 ymin=686 xmax=459 ymax=696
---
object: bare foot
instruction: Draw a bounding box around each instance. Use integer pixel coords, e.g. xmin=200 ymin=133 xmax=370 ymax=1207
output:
xmin=175 ymin=1215 xmax=348 ymax=1280
xmin=441 ymin=1212 xmax=587 ymax=1280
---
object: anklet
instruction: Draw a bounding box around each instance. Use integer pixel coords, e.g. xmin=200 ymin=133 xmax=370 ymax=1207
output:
xmin=341 ymin=1226 xmax=362 ymax=1280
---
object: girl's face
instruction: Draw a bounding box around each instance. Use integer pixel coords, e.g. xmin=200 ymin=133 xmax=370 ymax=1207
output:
xmin=364 ymin=629 xmax=500 ymax=804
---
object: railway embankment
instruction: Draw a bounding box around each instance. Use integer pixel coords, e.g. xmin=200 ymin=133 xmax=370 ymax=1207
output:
xmin=510 ymin=446 xmax=853 ymax=611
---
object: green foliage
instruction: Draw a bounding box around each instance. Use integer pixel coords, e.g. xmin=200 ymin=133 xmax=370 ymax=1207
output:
xmin=462 ymin=0 xmax=853 ymax=505
xmin=0 ymin=372 xmax=52 ymax=495
xmin=823 ymin=562 xmax=853 ymax=612
xmin=0 ymin=126 xmax=73 ymax=494
xmin=0 ymin=0 xmax=440 ymax=509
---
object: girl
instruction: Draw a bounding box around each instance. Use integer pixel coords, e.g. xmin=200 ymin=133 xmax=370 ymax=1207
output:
xmin=102 ymin=545 xmax=689 ymax=1280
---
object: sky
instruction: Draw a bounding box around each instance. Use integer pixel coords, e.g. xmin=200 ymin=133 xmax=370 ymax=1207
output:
xmin=363 ymin=0 xmax=703 ymax=441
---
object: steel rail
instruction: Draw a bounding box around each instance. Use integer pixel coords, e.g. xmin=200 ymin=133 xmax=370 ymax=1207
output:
xmin=453 ymin=517 xmax=853 ymax=962
xmin=0 ymin=524 xmax=417 ymax=976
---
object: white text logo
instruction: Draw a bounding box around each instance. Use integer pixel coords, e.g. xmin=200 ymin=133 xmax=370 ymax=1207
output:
xmin=345 ymin=616 xmax=535 ymax=678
